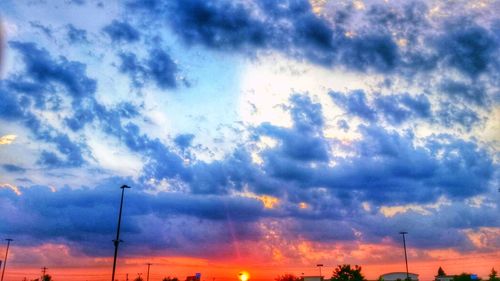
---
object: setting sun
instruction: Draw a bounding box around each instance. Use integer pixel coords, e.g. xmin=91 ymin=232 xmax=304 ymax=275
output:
xmin=238 ymin=271 xmax=250 ymax=281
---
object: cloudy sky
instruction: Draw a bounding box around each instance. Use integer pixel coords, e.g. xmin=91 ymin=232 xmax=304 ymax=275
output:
xmin=0 ymin=0 xmax=499 ymax=280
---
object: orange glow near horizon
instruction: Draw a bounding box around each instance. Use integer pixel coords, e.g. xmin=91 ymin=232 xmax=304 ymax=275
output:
xmin=2 ymin=241 xmax=499 ymax=281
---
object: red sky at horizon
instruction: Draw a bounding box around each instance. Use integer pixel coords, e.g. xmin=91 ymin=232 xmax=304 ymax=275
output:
xmin=2 ymin=243 xmax=498 ymax=281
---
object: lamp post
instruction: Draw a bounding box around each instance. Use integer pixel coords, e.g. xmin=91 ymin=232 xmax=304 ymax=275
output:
xmin=316 ymin=264 xmax=323 ymax=278
xmin=399 ymin=231 xmax=409 ymax=281
xmin=146 ymin=263 xmax=152 ymax=281
xmin=111 ymin=185 xmax=131 ymax=281
xmin=1 ymin=238 xmax=13 ymax=281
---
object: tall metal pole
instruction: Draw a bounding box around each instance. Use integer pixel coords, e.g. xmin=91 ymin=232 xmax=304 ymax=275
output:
xmin=111 ymin=185 xmax=131 ymax=281
xmin=399 ymin=232 xmax=409 ymax=280
xmin=146 ymin=263 xmax=152 ymax=281
xmin=316 ymin=264 xmax=323 ymax=278
xmin=1 ymin=238 xmax=13 ymax=281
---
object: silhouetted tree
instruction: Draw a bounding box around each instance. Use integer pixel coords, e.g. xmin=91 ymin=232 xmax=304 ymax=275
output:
xmin=489 ymin=268 xmax=499 ymax=281
xmin=42 ymin=274 xmax=52 ymax=281
xmin=134 ymin=275 xmax=144 ymax=281
xmin=163 ymin=277 xmax=180 ymax=281
xmin=275 ymin=274 xmax=301 ymax=281
xmin=330 ymin=265 xmax=367 ymax=281
xmin=453 ymin=274 xmax=480 ymax=281
xmin=438 ymin=267 xmax=446 ymax=277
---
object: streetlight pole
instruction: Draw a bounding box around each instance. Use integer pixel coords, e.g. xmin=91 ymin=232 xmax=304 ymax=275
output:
xmin=316 ymin=264 xmax=323 ymax=279
xmin=399 ymin=232 xmax=409 ymax=281
xmin=1 ymin=238 xmax=13 ymax=281
xmin=111 ymin=185 xmax=131 ymax=281
xmin=146 ymin=263 xmax=152 ymax=281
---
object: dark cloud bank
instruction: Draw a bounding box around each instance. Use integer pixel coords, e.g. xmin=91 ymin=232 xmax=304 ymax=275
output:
xmin=0 ymin=0 xmax=499 ymax=260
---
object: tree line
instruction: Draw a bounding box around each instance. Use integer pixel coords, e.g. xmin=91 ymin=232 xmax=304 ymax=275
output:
xmin=274 ymin=265 xmax=499 ymax=281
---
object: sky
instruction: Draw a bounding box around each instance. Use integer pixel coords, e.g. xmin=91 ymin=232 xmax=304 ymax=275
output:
xmin=0 ymin=0 xmax=499 ymax=281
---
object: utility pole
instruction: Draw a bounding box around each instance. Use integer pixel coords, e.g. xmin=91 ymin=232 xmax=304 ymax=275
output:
xmin=399 ymin=231 xmax=409 ymax=281
xmin=111 ymin=185 xmax=131 ymax=281
xmin=1 ymin=238 xmax=13 ymax=281
xmin=126 ymin=273 xmax=129 ymax=281
xmin=146 ymin=263 xmax=152 ymax=281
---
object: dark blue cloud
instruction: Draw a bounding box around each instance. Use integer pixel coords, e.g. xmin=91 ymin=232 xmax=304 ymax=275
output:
xmin=146 ymin=48 xmax=178 ymax=89
xmin=119 ymin=48 xmax=179 ymax=89
xmin=435 ymin=22 xmax=498 ymax=77
xmin=29 ymin=21 xmax=53 ymax=38
xmin=374 ymin=95 xmax=411 ymax=124
xmin=399 ymin=94 xmax=432 ymax=118
xmin=2 ymin=164 xmax=26 ymax=172
xmin=127 ymin=0 xmax=402 ymax=72
xmin=1 ymin=42 xmax=103 ymax=167
xmin=174 ymin=133 xmax=195 ymax=149
xmin=244 ymin=92 xmax=486 ymax=206
xmin=245 ymin=103 xmax=494 ymax=205
xmin=89 ymin=111 xmax=189 ymax=183
xmin=9 ymin=41 xmax=97 ymax=100
xmin=64 ymin=106 xmax=95 ymax=131
xmin=0 ymin=86 xmax=25 ymax=119
xmin=440 ymin=79 xmax=488 ymax=106
xmin=256 ymin=94 xmax=329 ymax=164
xmin=0 ymin=179 xmax=267 ymax=256
xmin=365 ymin=1 xmax=429 ymax=36
xmin=166 ymin=0 xmax=268 ymax=49
xmin=68 ymin=0 xmax=86 ymax=5
xmin=140 ymin=138 xmax=189 ymax=181
xmin=102 ymin=20 xmax=140 ymax=43
xmin=125 ymin=0 xmax=500 ymax=80
xmin=66 ymin=24 xmax=89 ymax=44
xmin=311 ymin=125 xmax=494 ymax=203
xmin=185 ymin=148 xmax=285 ymax=196
xmin=46 ymin=134 xmax=86 ymax=167
xmin=1 ymin=161 xmax=497 ymax=255
xmin=5 ymin=41 xmax=144 ymax=143
xmin=339 ymin=34 xmax=399 ymax=73
xmin=437 ymin=102 xmax=480 ymax=131
xmin=330 ymin=90 xmax=376 ymax=121
xmin=0 ymin=90 xmax=86 ymax=168
xmin=358 ymin=201 xmax=499 ymax=250
xmin=38 ymin=151 xmax=69 ymax=167
xmin=331 ymin=90 xmax=432 ymax=125
xmin=375 ymin=93 xmax=431 ymax=124
xmin=115 ymin=102 xmax=140 ymax=118
xmin=118 ymin=52 xmax=145 ymax=87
